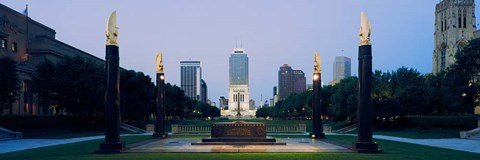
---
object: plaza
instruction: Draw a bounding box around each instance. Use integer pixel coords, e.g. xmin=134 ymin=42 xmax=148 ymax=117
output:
xmin=1 ymin=0 xmax=480 ymax=159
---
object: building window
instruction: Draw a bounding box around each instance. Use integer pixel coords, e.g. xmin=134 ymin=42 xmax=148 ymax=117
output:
xmin=463 ymin=9 xmax=467 ymax=29
xmin=442 ymin=20 xmax=443 ymax=32
xmin=458 ymin=17 xmax=462 ymax=28
xmin=1 ymin=39 xmax=6 ymax=48
xmin=440 ymin=48 xmax=446 ymax=71
xmin=11 ymin=42 xmax=17 ymax=52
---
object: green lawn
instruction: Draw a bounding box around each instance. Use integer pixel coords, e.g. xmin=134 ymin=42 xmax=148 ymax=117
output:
xmin=1 ymin=135 xmax=479 ymax=160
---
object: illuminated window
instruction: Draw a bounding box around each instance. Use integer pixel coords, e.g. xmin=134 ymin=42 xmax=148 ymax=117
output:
xmin=1 ymin=39 xmax=6 ymax=48
xmin=11 ymin=42 xmax=17 ymax=52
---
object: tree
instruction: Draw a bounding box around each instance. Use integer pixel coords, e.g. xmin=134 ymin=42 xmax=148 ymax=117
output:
xmin=391 ymin=67 xmax=425 ymax=115
xmin=329 ymin=76 xmax=358 ymax=121
xmin=0 ymin=57 xmax=19 ymax=114
xmin=165 ymin=83 xmax=186 ymax=119
xmin=450 ymin=38 xmax=480 ymax=114
xmin=33 ymin=60 xmax=58 ymax=114
xmin=120 ymin=70 xmax=155 ymax=120
xmin=34 ymin=56 xmax=104 ymax=115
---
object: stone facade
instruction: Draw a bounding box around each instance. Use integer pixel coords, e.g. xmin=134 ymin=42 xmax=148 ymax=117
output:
xmin=0 ymin=4 xmax=104 ymax=115
xmin=433 ymin=0 xmax=476 ymax=73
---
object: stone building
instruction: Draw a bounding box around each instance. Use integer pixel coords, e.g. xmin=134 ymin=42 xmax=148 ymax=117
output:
xmin=0 ymin=4 xmax=104 ymax=115
xmin=433 ymin=0 xmax=476 ymax=73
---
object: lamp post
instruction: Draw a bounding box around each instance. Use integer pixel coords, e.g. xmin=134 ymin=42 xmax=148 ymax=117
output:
xmin=353 ymin=12 xmax=382 ymax=153
xmin=96 ymin=11 xmax=124 ymax=153
xmin=311 ymin=51 xmax=325 ymax=139
xmin=154 ymin=51 xmax=167 ymax=138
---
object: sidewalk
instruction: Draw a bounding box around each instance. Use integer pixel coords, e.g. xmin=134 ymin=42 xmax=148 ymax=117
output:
xmin=0 ymin=133 xmax=150 ymax=154
xmin=372 ymin=134 xmax=480 ymax=154
xmin=328 ymin=133 xmax=480 ymax=154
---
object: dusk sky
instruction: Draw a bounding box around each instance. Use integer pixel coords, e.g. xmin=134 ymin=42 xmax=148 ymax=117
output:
xmin=2 ymin=1 xmax=479 ymax=106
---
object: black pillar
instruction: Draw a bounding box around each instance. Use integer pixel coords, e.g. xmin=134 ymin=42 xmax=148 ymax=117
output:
xmin=353 ymin=45 xmax=382 ymax=153
xmin=312 ymin=72 xmax=325 ymax=139
xmin=96 ymin=45 xmax=124 ymax=153
xmin=154 ymin=73 xmax=167 ymax=138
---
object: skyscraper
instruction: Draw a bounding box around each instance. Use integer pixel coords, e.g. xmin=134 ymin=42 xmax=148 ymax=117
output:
xmin=273 ymin=86 xmax=278 ymax=105
xmin=200 ymin=79 xmax=207 ymax=103
xmin=223 ymin=47 xmax=255 ymax=116
xmin=219 ymin=96 xmax=228 ymax=110
xmin=278 ymin=64 xmax=306 ymax=100
xmin=180 ymin=61 xmax=201 ymax=101
xmin=333 ymin=56 xmax=351 ymax=81
xmin=433 ymin=0 xmax=476 ymax=73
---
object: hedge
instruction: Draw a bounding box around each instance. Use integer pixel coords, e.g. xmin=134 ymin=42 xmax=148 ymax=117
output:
xmin=399 ymin=115 xmax=479 ymax=129
xmin=0 ymin=115 xmax=103 ymax=130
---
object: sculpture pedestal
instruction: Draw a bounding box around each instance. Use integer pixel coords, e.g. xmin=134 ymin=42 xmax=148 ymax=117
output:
xmin=192 ymin=121 xmax=286 ymax=145
xmin=353 ymin=142 xmax=383 ymax=153
xmin=153 ymin=133 xmax=168 ymax=139
xmin=95 ymin=142 xmax=124 ymax=154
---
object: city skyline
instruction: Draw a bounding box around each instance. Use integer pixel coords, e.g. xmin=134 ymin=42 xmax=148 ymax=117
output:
xmin=2 ymin=1 xmax=479 ymax=105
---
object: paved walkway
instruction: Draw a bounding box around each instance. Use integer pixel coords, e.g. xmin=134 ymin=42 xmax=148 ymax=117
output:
xmin=0 ymin=133 xmax=479 ymax=154
xmin=0 ymin=134 xmax=149 ymax=154
xmin=373 ymin=135 xmax=480 ymax=154
xmin=328 ymin=133 xmax=480 ymax=154
xmin=125 ymin=138 xmax=350 ymax=153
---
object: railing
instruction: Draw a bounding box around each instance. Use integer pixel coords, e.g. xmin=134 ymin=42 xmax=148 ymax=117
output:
xmin=171 ymin=124 xmax=307 ymax=134
xmin=171 ymin=125 xmax=211 ymax=134
xmin=266 ymin=124 xmax=306 ymax=133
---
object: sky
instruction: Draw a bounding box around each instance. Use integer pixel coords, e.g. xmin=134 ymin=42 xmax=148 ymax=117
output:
xmin=2 ymin=0 xmax=479 ymax=107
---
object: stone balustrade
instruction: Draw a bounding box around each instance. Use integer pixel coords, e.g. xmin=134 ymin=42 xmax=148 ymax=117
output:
xmin=171 ymin=124 xmax=308 ymax=134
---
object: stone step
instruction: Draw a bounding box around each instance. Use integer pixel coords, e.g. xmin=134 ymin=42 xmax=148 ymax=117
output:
xmin=120 ymin=123 xmax=146 ymax=134
xmin=0 ymin=127 xmax=22 ymax=141
xmin=0 ymin=133 xmax=15 ymax=141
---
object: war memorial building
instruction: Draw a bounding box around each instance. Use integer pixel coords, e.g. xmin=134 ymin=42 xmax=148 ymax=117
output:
xmin=222 ymin=47 xmax=256 ymax=117
xmin=0 ymin=4 xmax=104 ymax=115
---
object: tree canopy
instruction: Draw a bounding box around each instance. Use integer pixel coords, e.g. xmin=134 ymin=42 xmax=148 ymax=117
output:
xmin=0 ymin=57 xmax=19 ymax=114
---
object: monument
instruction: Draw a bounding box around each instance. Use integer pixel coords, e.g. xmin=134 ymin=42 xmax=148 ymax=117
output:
xmin=353 ymin=12 xmax=382 ymax=153
xmin=153 ymin=51 xmax=167 ymax=138
xmin=96 ymin=11 xmax=125 ymax=153
xmin=311 ymin=51 xmax=325 ymax=139
xmin=192 ymin=121 xmax=285 ymax=145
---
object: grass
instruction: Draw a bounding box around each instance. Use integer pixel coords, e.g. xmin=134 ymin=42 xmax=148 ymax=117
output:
xmin=1 ymin=134 xmax=479 ymax=160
